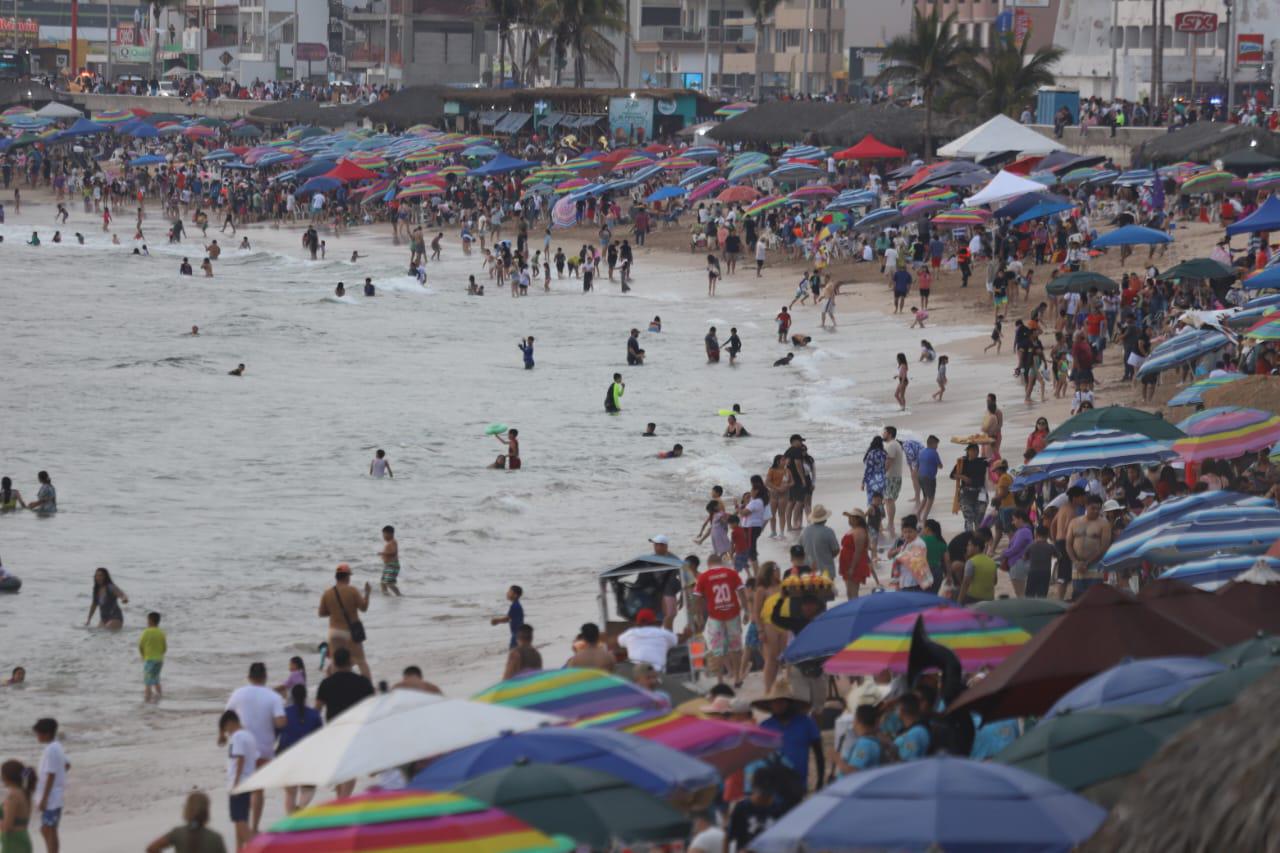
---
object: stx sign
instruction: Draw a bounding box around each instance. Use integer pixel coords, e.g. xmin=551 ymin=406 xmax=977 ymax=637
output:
xmin=1174 ymin=12 xmax=1218 ymax=33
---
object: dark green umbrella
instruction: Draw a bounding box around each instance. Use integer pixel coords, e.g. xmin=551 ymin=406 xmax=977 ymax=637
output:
xmin=195 ymin=116 xmax=227 ymax=128
xmin=1219 ymin=148 xmax=1280 ymax=175
xmin=453 ymin=763 xmax=691 ymax=849
xmin=1156 ymin=257 xmax=1236 ymax=283
xmin=1046 ymin=405 xmax=1187 ymax=442
xmin=994 ymin=705 xmax=1202 ymax=796
xmin=973 ymin=598 xmax=1068 ymax=635
xmin=1166 ymin=660 xmax=1277 ymax=714
xmin=1046 ymin=270 xmax=1120 ymax=295
xmin=230 ymin=124 xmax=262 ymax=139
xmin=1208 ymin=632 xmax=1280 ymax=666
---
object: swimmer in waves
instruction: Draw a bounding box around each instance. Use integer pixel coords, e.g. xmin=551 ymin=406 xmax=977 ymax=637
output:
xmin=791 ymin=334 xmax=812 ymax=348
xmin=491 ymin=428 xmax=521 ymax=470
xmin=335 ymin=282 xmax=346 ymax=297
xmin=228 ymin=363 xmax=245 ymax=376
xmin=364 ymin=277 xmax=376 ymax=296
xmin=658 ymin=443 xmax=684 ymax=459
xmin=724 ymin=415 xmax=750 ymax=438
xmin=642 ymin=422 xmax=657 ymax=437
xmin=240 ymin=236 xmax=251 ymax=250
xmin=773 ymin=353 xmax=795 ymax=367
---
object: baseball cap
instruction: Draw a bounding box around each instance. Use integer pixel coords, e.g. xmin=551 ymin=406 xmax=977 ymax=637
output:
xmin=634 ymin=608 xmax=658 ymax=626
xmin=649 ymin=534 xmax=670 ymax=545
xmin=790 ymin=433 xmax=806 ymax=443
xmin=335 ymin=563 xmax=352 ymax=576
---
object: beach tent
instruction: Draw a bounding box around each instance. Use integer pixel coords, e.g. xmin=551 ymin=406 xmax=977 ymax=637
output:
xmin=468 ymin=153 xmax=539 ymax=176
xmin=1226 ymin=195 xmax=1280 ymax=236
xmin=323 ymin=159 xmax=379 ymax=182
xmin=1092 ymin=225 xmax=1174 ymax=248
xmin=35 ymin=101 xmax=82 ymax=120
xmin=54 ymin=117 xmax=109 ymax=138
xmin=937 ymin=114 xmax=1064 ymax=160
xmin=834 ymin=134 xmax=906 ymax=160
xmin=965 ymin=170 xmax=1055 ymax=207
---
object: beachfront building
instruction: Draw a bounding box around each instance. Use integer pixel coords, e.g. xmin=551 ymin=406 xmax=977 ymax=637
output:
xmin=6 ymin=0 xmax=186 ymax=79
xmin=339 ymin=0 xmax=493 ymax=86
xmin=843 ymin=0 xmax=912 ymax=98
xmin=180 ymin=0 xmax=332 ymax=81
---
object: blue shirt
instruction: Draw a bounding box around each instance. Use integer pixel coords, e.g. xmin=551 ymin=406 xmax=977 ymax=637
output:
xmin=840 ymin=735 xmax=882 ymax=775
xmin=508 ymin=600 xmax=524 ymax=648
xmin=916 ymin=447 xmax=942 ymax=479
xmin=892 ymin=269 xmax=912 ymax=293
xmin=277 ymin=704 xmax=323 ymax=752
xmin=894 ymin=723 xmax=931 ymax=761
xmin=519 ymin=342 xmax=534 ymax=367
xmin=761 ymin=713 xmax=822 ymax=780
xmin=971 ymin=718 xmax=1021 ymax=760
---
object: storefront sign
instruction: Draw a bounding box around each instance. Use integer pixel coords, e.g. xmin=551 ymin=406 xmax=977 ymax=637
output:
xmin=1237 ymin=33 xmax=1264 ymax=65
xmin=608 ymin=96 xmax=654 ymax=138
xmin=1174 ymin=12 xmax=1218 ymax=33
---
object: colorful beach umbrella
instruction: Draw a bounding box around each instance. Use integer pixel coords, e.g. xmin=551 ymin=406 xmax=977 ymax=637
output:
xmin=787 ymin=185 xmax=836 ymax=203
xmin=554 ymin=177 xmax=591 ymax=194
xmin=971 ymin=598 xmax=1067 ymax=636
xmin=716 ymin=185 xmax=760 ymax=204
xmin=242 ymin=790 xmax=573 ymax=853
xmin=1136 ymin=328 xmax=1232 ymax=379
xmin=903 ymin=187 xmax=957 ymax=205
xmin=1160 ymin=554 xmax=1280 ymax=590
xmin=931 ymin=208 xmax=990 ymax=227
xmin=1173 ymin=406 xmax=1280 ymax=461
xmin=1246 ymin=170 xmax=1280 ymax=190
xmin=714 ymin=101 xmax=754 ymax=118
xmin=825 ymin=607 xmax=1031 ymax=675
xmin=1105 ymin=506 xmax=1280 ymax=570
xmin=471 ymin=668 xmax=668 ymax=721
xmin=743 ymin=195 xmax=788 ymax=217
xmin=94 ymin=108 xmax=136 ymax=124
xmin=728 ymin=160 xmax=771 ymax=182
xmin=688 ymin=178 xmax=727 ymax=202
xmin=551 ymin=195 xmax=579 ymax=229
xmin=783 ymin=591 xmax=953 ymax=663
xmin=750 ymin=757 xmax=1106 ymax=853
xmin=853 ymin=207 xmax=902 ymax=231
xmin=660 ymin=156 xmax=700 ymax=170
xmin=612 ymin=154 xmax=656 ymax=172
xmin=1012 ymin=429 xmax=1178 ymax=488
xmin=1168 ymin=375 xmax=1246 ymax=406
xmin=677 ymin=165 xmax=717 ymax=186
xmin=1179 ymin=169 xmax=1235 ymax=194
xmin=1244 ymin=315 xmax=1280 ymax=340
xmin=900 ymin=200 xmax=946 ymax=220
xmin=574 ymin=709 xmax=779 ymax=775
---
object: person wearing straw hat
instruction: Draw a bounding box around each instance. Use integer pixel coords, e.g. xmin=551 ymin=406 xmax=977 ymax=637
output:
xmin=752 ymin=679 xmax=824 ymax=799
xmin=799 ymin=504 xmax=840 ymax=579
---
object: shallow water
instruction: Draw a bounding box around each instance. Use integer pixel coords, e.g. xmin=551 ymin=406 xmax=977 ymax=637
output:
xmin=0 ymin=219 xmax=981 ymax=809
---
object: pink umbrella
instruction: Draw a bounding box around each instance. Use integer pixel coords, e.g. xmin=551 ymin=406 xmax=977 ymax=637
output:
xmin=717 ymin=185 xmax=760 ymax=204
xmin=182 ymin=125 xmax=217 ymax=139
xmin=788 ymin=185 xmax=837 ymax=203
xmin=688 ymin=178 xmax=727 ymax=202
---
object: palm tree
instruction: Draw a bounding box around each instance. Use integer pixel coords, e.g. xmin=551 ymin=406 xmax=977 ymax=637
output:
xmin=489 ymin=0 xmax=521 ymax=86
xmin=748 ymin=0 xmax=781 ymax=101
xmin=946 ymin=34 xmax=1063 ymax=119
xmin=539 ymin=0 xmax=625 ymax=87
xmin=875 ymin=6 xmax=975 ymax=158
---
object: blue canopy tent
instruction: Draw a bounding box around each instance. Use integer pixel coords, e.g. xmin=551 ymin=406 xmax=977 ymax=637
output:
xmin=1226 ymin=195 xmax=1280 ymax=237
xmin=294 ymin=159 xmax=337 ymax=180
xmin=1011 ymin=198 xmax=1076 ymax=226
xmin=54 ymin=117 xmax=109 ymax=139
xmin=128 ymin=154 xmax=166 ymax=167
xmin=119 ymin=120 xmax=160 ymax=138
xmin=1091 ymin=225 xmax=1173 ymax=248
xmin=467 ymin=153 xmax=539 ymax=176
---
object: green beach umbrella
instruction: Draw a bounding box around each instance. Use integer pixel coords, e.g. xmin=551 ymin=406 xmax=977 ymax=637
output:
xmin=1208 ymin=633 xmax=1280 ymax=666
xmin=453 ymin=763 xmax=691 ymax=849
xmin=1045 ymin=270 xmax=1120 ymax=295
xmin=972 ymin=598 xmax=1068 ymax=636
xmin=1156 ymin=257 xmax=1237 ymax=283
xmin=1166 ymin=660 xmax=1277 ymax=714
xmin=1046 ymin=405 xmax=1187 ymax=442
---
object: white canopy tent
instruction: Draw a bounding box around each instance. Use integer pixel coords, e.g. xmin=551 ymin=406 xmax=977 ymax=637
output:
xmin=34 ymin=102 xmax=83 ymax=119
xmin=964 ymin=170 xmax=1055 ymax=207
xmin=937 ymin=114 xmax=1065 ymax=160
xmin=234 ymin=689 xmax=559 ymax=791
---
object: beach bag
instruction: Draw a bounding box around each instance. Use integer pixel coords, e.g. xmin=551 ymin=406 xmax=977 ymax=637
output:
xmin=332 ymin=586 xmax=367 ymax=643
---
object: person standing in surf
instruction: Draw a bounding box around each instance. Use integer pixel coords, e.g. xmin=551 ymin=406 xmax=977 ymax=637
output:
xmin=518 ymin=337 xmax=535 ymax=369
xmin=379 ymin=525 xmax=401 ymax=596
xmin=605 ymin=373 xmax=624 ymax=413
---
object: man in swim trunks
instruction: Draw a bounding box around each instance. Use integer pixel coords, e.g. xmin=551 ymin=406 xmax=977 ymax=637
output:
xmin=1066 ymin=495 xmax=1111 ymax=599
xmin=319 ymin=565 xmax=372 ymax=678
xmin=379 ymin=525 xmax=401 ymax=596
xmin=627 ymin=329 xmax=645 ymax=365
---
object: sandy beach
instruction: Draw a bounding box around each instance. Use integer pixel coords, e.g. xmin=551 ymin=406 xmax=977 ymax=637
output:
xmin=0 ymin=184 xmax=1227 ymax=851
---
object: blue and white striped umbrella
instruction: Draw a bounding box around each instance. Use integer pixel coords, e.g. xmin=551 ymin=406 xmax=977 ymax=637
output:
xmin=632 ymin=163 xmax=665 ymax=182
xmin=826 ymin=189 xmax=878 ymax=210
xmin=728 ymin=151 xmax=769 ymax=169
xmin=1136 ymin=328 xmax=1234 ymax=379
xmin=1168 ymin=375 xmax=1247 ymax=407
xmin=1012 ymin=429 xmax=1177 ymax=488
xmin=683 ymin=145 xmax=721 ymax=160
xmin=1241 ymin=265 xmax=1280 ymax=290
xmin=780 ymin=144 xmax=825 ymax=161
xmin=727 ymin=160 xmax=771 ymax=182
xmin=769 ymin=162 xmax=824 ymax=181
xmin=1113 ymin=169 xmax=1156 ymax=187
xmin=852 ymin=207 xmax=902 ymax=231
xmin=1110 ymin=491 xmax=1272 ymax=548
xmin=677 ymin=165 xmax=717 ymax=186
xmin=1246 ymin=294 xmax=1280 ymax=310
xmin=1160 ymin=555 xmax=1280 ymax=590
xmin=1104 ymin=507 xmax=1280 ymax=570
xmin=202 ymin=149 xmax=238 ymax=162
xmin=1083 ymin=169 xmax=1121 ymax=186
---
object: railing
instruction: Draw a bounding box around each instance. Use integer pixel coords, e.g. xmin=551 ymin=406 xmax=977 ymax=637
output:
xmin=637 ymin=25 xmax=755 ymax=44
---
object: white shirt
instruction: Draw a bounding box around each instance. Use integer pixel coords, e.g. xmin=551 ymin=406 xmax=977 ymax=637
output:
xmin=884 ymin=439 xmax=904 ymax=478
xmin=618 ymin=626 xmax=679 ymax=671
xmin=371 ymin=457 xmax=389 ymax=477
xmin=968 ymin=234 xmax=983 ymax=257
xmin=226 ymin=729 xmax=260 ymax=791
xmin=883 ymin=247 xmax=898 ymax=268
xmin=36 ymin=740 xmax=68 ymax=810
xmin=689 ymin=826 xmax=726 ymax=853
xmin=755 ymin=241 xmax=767 ymax=261
xmin=226 ymin=684 xmax=285 ymax=759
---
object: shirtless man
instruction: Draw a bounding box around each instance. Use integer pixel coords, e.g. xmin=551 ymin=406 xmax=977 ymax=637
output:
xmin=1065 ymin=494 xmax=1111 ymax=600
xmin=379 ymin=525 xmax=401 ymax=597
xmin=1050 ymin=486 xmax=1085 ymax=600
xmin=566 ymin=622 xmax=616 ymax=670
xmin=318 ymin=565 xmax=372 ymax=678
xmin=205 ymin=240 xmax=221 ymax=260
xmin=818 ymin=277 xmax=843 ymax=329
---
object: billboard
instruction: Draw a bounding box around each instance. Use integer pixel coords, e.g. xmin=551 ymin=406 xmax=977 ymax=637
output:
xmin=295 ymin=42 xmax=328 ymax=61
xmin=1237 ymin=33 xmax=1264 ymax=65
xmin=1174 ymin=12 xmax=1218 ymax=33
xmin=608 ymin=95 xmax=654 ymax=138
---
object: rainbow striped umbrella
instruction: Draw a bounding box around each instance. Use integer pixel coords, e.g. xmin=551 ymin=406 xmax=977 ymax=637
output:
xmin=574 ymin=709 xmax=780 ymax=775
xmin=787 ymin=185 xmax=837 ymax=203
xmin=1244 ymin=315 xmax=1280 ymax=341
xmin=1 ymin=105 xmax=32 ymax=116
xmin=932 ymin=208 xmax=990 ymax=227
xmin=1179 ymin=169 xmax=1234 ymax=194
xmin=403 ymin=150 xmax=444 ymax=164
xmin=243 ymin=790 xmax=572 ymax=853
xmin=560 ymin=157 xmax=604 ymax=172
xmin=744 ymin=195 xmax=789 ymax=217
xmin=688 ymin=178 xmax=727 ymax=202
xmin=901 ymin=200 xmax=946 ymax=220
xmin=613 ymin=154 xmax=656 ymax=172
xmin=714 ymin=101 xmax=754 ymax=118
xmin=555 ymin=177 xmax=592 ymax=194
xmin=472 ymin=668 xmax=668 ymax=720
xmin=397 ymin=183 xmax=445 ymax=199
xmin=824 ymin=607 xmax=1031 ymax=675
xmin=525 ymin=169 xmax=573 ymax=184
xmin=661 ymin=156 xmax=700 ymax=170
xmin=902 ymin=187 xmax=956 ymax=205
xmin=1173 ymin=406 xmax=1280 ymax=462
xmin=1062 ymin=166 xmax=1109 ymax=185
xmin=436 ymin=165 xmax=468 ymax=177
xmin=94 ymin=109 xmax=136 ymax=124
xmin=347 ymin=151 xmax=389 ymax=170
xmin=1159 ymin=161 xmax=1205 ymax=179
xmin=1247 ymin=171 xmax=1280 ymax=190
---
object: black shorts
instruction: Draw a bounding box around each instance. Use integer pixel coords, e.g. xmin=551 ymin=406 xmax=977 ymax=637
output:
xmin=229 ymin=792 xmax=252 ymax=823
xmin=919 ymin=476 xmax=937 ymax=500
xmin=788 ymin=484 xmax=807 ymax=502
xmin=1054 ymin=540 xmax=1072 ymax=583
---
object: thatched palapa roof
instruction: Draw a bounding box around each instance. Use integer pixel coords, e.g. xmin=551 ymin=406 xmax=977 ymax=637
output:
xmin=357 ymin=86 xmax=447 ymax=128
xmin=706 ymin=100 xmax=972 ymax=155
xmin=1135 ymin=121 xmax=1280 ymax=166
xmin=1082 ymin=667 xmax=1280 ymax=852
xmin=249 ymin=99 xmax=361 ymax=128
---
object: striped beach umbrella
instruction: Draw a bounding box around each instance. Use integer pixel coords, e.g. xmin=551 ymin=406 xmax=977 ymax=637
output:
xmin=1114 ymin=169 xmax=1157 ymax=187
xmin=744 ymin=195 xmax=789 ymax=217
xmin=612 ymin=154 xmax=656 ymax=172
xmin=677 ymin=165 xmax=717 ymax=186
xmin=780 ymin=144 xmax=825 ymax=161
xmin=435 ymin=165 xmax=467 ymax=177
xmin=728 ymin=160 xmax=771 ymax=182
xmin=1062 ymin=166 xmax=1108 ymax=185
xmin=1168 ymin=375 xmax=1247 ymax=407
xmin=1179 ymin=169 xmax=1235 ymax=194
xmin=1136 ymin=328 xmax=1233 ymax=378
xmin=1012 ymin=429 xmax=1178 ymax=488
xmin=1 ymin=105 xmax=32 ymax=116
xmin=1173 ymin=406 xmax=1280 ymax=461
xmin=560 ymin=157 xmax=604 ymax=172
xmin=683 ymin=145 xmax=721 ymax=160
xmin=402 ymin=150 xmax=444 ymax=164
xmin=769 ymin=162 xmax=824 ymax=181
xmin=554 ymin=177 xmax=592 ymax=194
xmin=471 ymin=668 xmax=667 ymax=720
xmin=1106 ymin=507 xmax=1280 ymax=570
xmin=551 ymin=195 xmax=580 ymax=229
xmin=825 ymin=607 xmax=1031 ymax=675
xmin=826 ymin=189 xmax=878 ymax=210
xmin=575 ymin=710 xmax=780 ymax=776
xmin=900 ymin=200 xmax=946 ymax=221
xmin=902 ymin=187 xmax=956 ymax=205
xmin=688 ymin=178 xmax=728 ymax=202
xmin=1244 ymin=315 xmax=1280 ymax=340
xmin=714 ymin=101 xmax=754 ymax=118
xmin=243 ymin=790 xmax=572 ymax=853
xmin=660 ymin=156 xmax=700 ymax=170
xmin=931 ymin=208 xmax=991 ymax=227
xmin=1247 ymin=171 xmax=1280 ymax=190
xmin=853 ymin=207 xmax=902 ymax=231
xmin=1160 ymin=555 xmax=1280 ymax=591
xmin=1102 ymin=492 xmax=1273 ymax=570
xmin=787 ymin=185 xmax=837 ymax=203
xmin=182 ymin=124 xmax=217 ymax=138
xmin=717 ymin=185 xmax=761 ymax=204
xmin=397 ymin=183 xmax=446 ymax=199
xmin=728 ymin=151 xmax=769 ymax=168
xmin=94 ymin=108 xmax=136 ymax=124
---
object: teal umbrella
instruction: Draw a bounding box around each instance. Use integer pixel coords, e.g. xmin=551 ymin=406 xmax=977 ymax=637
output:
xmin=1046 ymin=404 xmax=1186 ymax=442
xmin=1045 ymin=270 xmax=1120 ymax=295
xmin=972 ymin=598 xmax=1068 ymax=636
xmin=1209 ymin=633 xmax=1280 ymax=666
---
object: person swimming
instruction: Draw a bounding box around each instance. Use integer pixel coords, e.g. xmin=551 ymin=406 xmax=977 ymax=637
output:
xmin=648 ymin=316 xmax=662 ymax=333
xmin=658 ymin=443 xmax=684 ymax=459
xmin=190 ymin=326 xmax=199 ymax=336
xmin=335 ymin=282 xmax=346 ymax=297
xmin=724 ymin=415 xmax=750 ymax=438
xmin=240 ymin=237 xmax=251 ymax=250
xmin=179 ymin=258 xmax=193 ymax=275
xmin=364 ymin=277 xmax=376 ymax=296
xmin=642 ymin=423 xmax=657 ymax=437
xmin=228 ymin=363 xmax=245 ymax=376
xmin=75 ymin=233 xmax=84 ymax=244
xmin=773 ymin=352 xmax=795 ymax=367
xmin=791 ymin=334 xmax=812 ymax=348
xmin=351 ymin=251 xmax=362 ymax=262
xmin=52 ymin=231 xmax=61 ymax=243
xmin=27 ymin=231 xmax=39 ymax=246
xmin=605 ymin=373 xmax=624 ymax=413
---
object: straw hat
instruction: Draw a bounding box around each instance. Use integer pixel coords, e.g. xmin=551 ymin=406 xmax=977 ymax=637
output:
xmin=810 ymin=504 xmax=832 ymax=523
xmin=750 ymin=679 xmax=811 ymax=712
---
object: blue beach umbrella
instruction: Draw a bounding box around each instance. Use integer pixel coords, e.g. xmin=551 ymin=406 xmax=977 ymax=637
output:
xmin=1012 ymin=429 xmax=1177 ymax=488
xmin=769 ymin=162 xmax=824 ymax=181
xmin=683 ymin=145 xmax=720 ymax=160
xmin=727 ymin=161 xmax=770 ymax=183
xmin=1160 ymin=554 xmax=1280 ymax=590
xmin=121 ymin=121 xmax=160 ymax=138
xmin=296 ymin=176 xmax=341 ymax=195
xmin=1241 ymin=265 xmax=1280 ymax=290
xmin=294 ymin=158 xmax=337 ymax=179
xmin=1136 ymin=328 xmax=1233 ymax=379
xmin=467 ymin=153 xmax=539 ymax=176
xmin=632 ymin=163 xmax=665 ymax=182
xmin=826 ymin=189 xmax=878 ymax=210
xmin=461 ymin=144 xmax=499 ymax=158
xmin=677 ymin=165 xmax=716 ymax=186
xmin=1114 ymin=168 xmax=1157 ymax=187
xmin=779 ymin=144 xmax=825 ymax=161
xmin=1043 ymin=656 xmax=1226 ymax=719
xmin=1011 ymin=199 xmax=1076 ymax=226
xmin=55 ymin=117 xmax=109 ymax=138
xmin=1107 ymin=508 xmax=1280 ymax=570
xmin=128 ymin=154 xmax=166 ymax=166
xmin=1103 ymin=492 xmax=1273 ymax=567
xmin=1167 ymin=375 xmax=1247 ymax=406
xmin=645 ymin=185 xmax=686 ymax=203
xmin=781 ymin=591 xmax=953 ymax=664
xmin=853 ymin=207 xmax=902 ymax=231
xmin=408 ymin=728 xmax=718 ymax=801
xmin=1091 ymin=224 xmax=1174 ymax=248
xmin=749 ymin=756 xmax=1106 ymax=853
xmin=202 ymin=149 xmax=238 ymax=162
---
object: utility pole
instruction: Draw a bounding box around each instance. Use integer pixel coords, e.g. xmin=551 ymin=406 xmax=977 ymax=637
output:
xmin=823 ymin=0 xmax=832 ymax=93
xmin=1156 ymin=0 xmax=1165 ymax=110
xmin=1149 ymin=0 xmax=1158 ymax=111
xmin=622 ymin=0 xmax=630 ymax=89
xmin=801 ymin=0 xmax=810 ymax=94
xmin=11 ymin=0 xmax=17 ymax=51
xmin=717 ymin=0 xmax=725 ymax=96
xmin=383 ymin=0 xmax=392 ymax=84
xmin=106 ymin=0 xmax=112 ymax=82
xmin=702 ymin=0 xmax=710 ymax=93
xmin=293 ymin=0 xmax=299 ymax=80
xmin=71 ymin=0 xmax=78 ymax=74
xmin=1224 ymin=0 xmax=1235 ymax=116
xmin=1109 ymin=0 xmax=1119 ymax=101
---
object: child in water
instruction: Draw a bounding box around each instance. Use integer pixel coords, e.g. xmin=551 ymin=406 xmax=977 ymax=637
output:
xmin=518 ymin=337 xmax=535 ymax=369
xmin=658 ymin=443 xmax=684 ymax=459
xmin=492 ymin=428 xmax=521 ymax=470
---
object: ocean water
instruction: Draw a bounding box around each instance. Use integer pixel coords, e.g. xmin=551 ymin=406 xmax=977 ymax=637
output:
xmin=0 ymin=221 xmax=978 ymax=805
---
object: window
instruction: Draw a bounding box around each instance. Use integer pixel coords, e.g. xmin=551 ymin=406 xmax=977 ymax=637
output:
xmin=640 ymin=7 xmax=680 ymax=27
xmin=1125 ymin=25 xmax=1140 ymax=49
xmin=774 ymin=28 xmax=801 ymax=51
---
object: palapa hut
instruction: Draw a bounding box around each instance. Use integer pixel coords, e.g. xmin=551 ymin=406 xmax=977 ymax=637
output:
xmin=0 ymin=80 xmax=59 ymax=110
xmin=357 ymin=86 xmax=447 ymax=129
xmin=706 ymin=101 xmax=856 ymax=146
xmin=1134 ymin=120 xmax=1280 ymax=166
xmin=249 ymin=99 xmax=362 ymax=128
xmin=814 ymin=104 xmax=974 ymax=156
xmin=1082 ymin=667 xmax=1280 ymax=852
xmin=707 ymin=100 xmax=970 ymax=155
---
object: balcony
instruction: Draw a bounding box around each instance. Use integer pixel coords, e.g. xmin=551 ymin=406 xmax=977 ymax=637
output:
xmin=636 ymin=25 xmax=755 ymax=45
xmin=347 ymin=44 xmax=403 ymax=66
